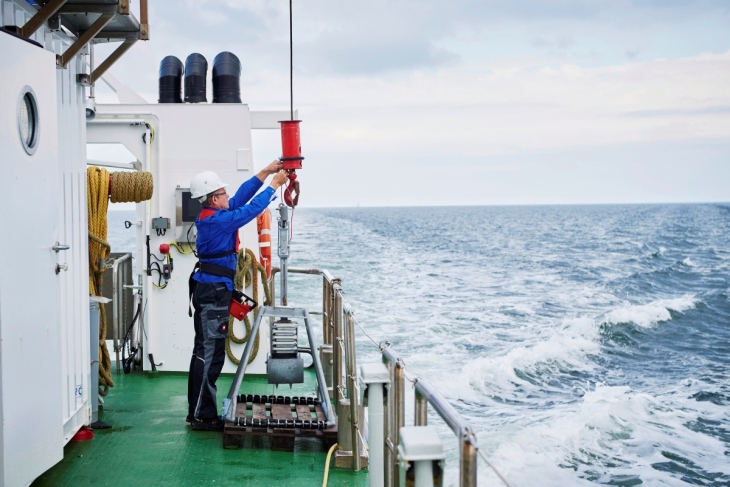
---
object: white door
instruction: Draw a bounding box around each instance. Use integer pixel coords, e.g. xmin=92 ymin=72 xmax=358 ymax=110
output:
xmin=0 ymin=33 xmax=63 ymax=486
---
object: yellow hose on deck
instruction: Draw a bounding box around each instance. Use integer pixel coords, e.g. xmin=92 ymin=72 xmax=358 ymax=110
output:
xmin=87 ymin=167 xmax=153 ymax=396
xmin=322 ymin=443 xmax=339 ymax=487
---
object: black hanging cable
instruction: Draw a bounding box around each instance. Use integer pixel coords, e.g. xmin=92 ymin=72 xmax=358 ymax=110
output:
xmin=121 ymin=294 xmax=143 ymax=374
xmin=187 ymin=223 xmax=199 ymax=258
xmin=289 ymin=0 xmax=294 ymax=121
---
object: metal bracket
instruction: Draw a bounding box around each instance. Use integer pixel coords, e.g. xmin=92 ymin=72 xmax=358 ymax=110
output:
xmin=90 ymin=38 xmax=137 ymax=83
xmin=55 ymin=0 xmax=147 ymax=72
xmin=77 ymin=73 xmax=91 ymax=87
xmin=57 ymin=13 xmax=115 ymax=68
xmin=20 ymin=0 xmax=68 ymax=38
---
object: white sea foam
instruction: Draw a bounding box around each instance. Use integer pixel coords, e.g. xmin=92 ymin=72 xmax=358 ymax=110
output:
xmin=603 ymin=295 xmax=697 ymax=328
xmin=481 ymin=384 xmax=730 ymax=486
xmin=464 ymin=317 xmax=599 ymax=396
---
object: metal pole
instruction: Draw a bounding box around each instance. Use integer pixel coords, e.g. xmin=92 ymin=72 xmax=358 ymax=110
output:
xmin=415 ymin=387 xmax=428 ymax=426
xmin=322 ymin=276 xmax=330 ymax=344
xmin=111 ymin=254 xmax=131 ymax=372
xmin=393 ymin=360 xmax=405 ymax=487
xmin=345 ymin=311 xmax=361 ymax=471
xmin=460 ymin=434 xmax=478 ymax=487
xmin=89 ymin=42 xmax=95 ymax=100
xmin=113 ymin=261 xmax=120 ymax=371
xmin=225 ymin=312 xmax=264 ymax=421
xmin=368 ymin=382 xmax=385 ymax=487
xmin=413 ymin=377 xmax=479 ymax=487
xmin=382 ymin=347 xmax=406 ymax=487
xmin=414 ymin=378 xmax=471 ymax=439
xmin=383 ymin=357 xmax=394 ymax=487
xmin=415 ymin=460 xmax=435 ymax=487
xmin=89 ymin=301 xmax=100 ymax=423
xmin=332 ymin=287 xmax=343 ymax=406
xmin=139 ymin=0 xmax=149 ymax=40
xmin=303 ymin=312 xmax=335 ymax=425
xmin=277 ymin=204 xmax=290 ymax=306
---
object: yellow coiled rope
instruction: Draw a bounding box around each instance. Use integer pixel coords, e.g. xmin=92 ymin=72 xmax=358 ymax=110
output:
xmin=88 ymin=167 xmax=113 ymax=396
xmin=225 ymin=248 xmax=272 ymax=365
xmin=87 ymin=166 xmax=153 ymax=396
xmin=109 ymin=170 xmax=154 ymax=203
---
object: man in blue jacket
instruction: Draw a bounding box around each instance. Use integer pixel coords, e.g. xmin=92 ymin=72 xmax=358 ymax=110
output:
xmin=187 ymin=161 xmax=287 ymax=430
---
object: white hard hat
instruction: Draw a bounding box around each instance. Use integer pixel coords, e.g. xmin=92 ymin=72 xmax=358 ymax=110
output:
xmin=190 ymin=171 xmax=228 ymax=199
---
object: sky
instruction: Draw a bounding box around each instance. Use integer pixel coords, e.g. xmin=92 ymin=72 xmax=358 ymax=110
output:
xmin=92 ymin=0 xmax=730 ymax=207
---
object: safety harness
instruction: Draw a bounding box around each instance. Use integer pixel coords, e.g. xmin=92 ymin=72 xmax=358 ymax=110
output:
xmin=188 ymin=207 xmax=240 ymax=316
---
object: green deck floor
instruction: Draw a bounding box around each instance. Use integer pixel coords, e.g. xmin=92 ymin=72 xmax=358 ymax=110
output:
xmin=32 ymin=369 xmax=368 ymax=487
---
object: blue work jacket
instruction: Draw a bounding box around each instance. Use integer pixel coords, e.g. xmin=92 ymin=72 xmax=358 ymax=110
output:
xmin=192 ymin=175 xmax=276 ymax=290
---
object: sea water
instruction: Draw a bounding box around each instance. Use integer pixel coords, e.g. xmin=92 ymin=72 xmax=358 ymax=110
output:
xmin=109 ymin=203 xmax=730 ymax=486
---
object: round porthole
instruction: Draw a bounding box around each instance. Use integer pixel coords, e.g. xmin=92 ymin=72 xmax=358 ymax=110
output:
xmin=17 ymin=86 xmax=40 ymax=155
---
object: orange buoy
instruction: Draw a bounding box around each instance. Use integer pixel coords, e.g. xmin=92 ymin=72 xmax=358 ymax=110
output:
xmin=257 ymin=208 xmax=272 ymax=279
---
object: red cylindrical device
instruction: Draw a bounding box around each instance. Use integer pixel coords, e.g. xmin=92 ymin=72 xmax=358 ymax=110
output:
xmin=279 ymin=120 xmax=304 ymax=170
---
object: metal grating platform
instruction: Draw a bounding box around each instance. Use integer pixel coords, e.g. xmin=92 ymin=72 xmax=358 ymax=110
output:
xmin=223 ymin=395 xmax=337 ymax=451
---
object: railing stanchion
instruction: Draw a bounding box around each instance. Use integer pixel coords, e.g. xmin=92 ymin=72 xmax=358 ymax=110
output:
xmin=394 ymin=360 xmax=405 ymax=487
xmin=333 ymin=285 xmax=343 ymax=406
xmin=345 ymin=310 xmax=361 ymax=471
xmin=382 ymin=348 xmax=406 ymax=487
xmin=461 ymin=431 xmax=478 ymax=487
xmin=323 ymin=277 xmax=330 ymax=344
xmin=383 ymin=357 xmax=395 ymax=487
xmin=415 ymin=387 xmax=428 ymax=426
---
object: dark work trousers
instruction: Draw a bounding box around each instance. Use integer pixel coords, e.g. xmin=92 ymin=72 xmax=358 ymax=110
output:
xmin=188 ymin=281 xmax=231 ymax=420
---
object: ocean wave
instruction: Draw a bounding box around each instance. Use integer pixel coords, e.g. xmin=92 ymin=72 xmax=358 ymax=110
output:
xmin=482 ymin=384 xmax=730 ymax=486
xmin=602 ymin=295 xmax=697 ymax=328
xmin=465 ymin=317 xmax=599 ymax=396
xmin=651 ymin=246 xmax=667 ymax=257
xmin=689 ymin=390 xmax=729 ymax=406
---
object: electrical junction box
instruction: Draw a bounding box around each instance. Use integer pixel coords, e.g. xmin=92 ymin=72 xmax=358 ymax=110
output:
xmin=152 ymin=217 xmax=170 ymax=229
xmin=175 ymin=188 xmax=202 ymax=243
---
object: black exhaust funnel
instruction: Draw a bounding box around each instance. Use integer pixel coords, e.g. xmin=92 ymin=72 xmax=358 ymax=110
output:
xmin=212 ymin=51 xmax=242 ymax=103
xmin=158 ymin=56 xmax=183 ymax=103
xmin=184 ymin=53 xmax=208 ymax=103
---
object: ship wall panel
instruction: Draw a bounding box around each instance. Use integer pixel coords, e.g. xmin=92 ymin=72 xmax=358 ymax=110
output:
xmin=56 ymin=45 xmax=91 ymax=442
xmin=1 ymin=5 xmax=92 ymax=486
xmin=90 ymin=103 xmax=270 ymax=374
xmin=0 ymin=26 xmax=64 ymax=487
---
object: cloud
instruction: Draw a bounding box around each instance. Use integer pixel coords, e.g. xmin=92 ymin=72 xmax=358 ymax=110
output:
xmin=305 ymin=34 xmax=459 ymax=75
xmin=626 ymin=106 xmax=730 ymax=117
xmin=277 ymin=50 xmax=730 ymax=160
xmin=531 ymin=35 xmax=576 ymax=49
xmin=198 ymin=10 xmax=230 ymax=27
xmin=90 ymin=1 xmax=730 ymax=206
